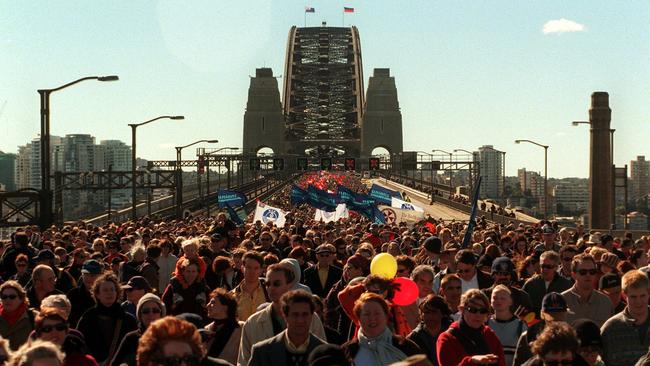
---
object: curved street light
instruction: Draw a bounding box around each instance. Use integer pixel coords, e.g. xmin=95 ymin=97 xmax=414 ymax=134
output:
xmin=38 ymin=75 xmax=119 ymax=227
xmin=129 ymin=115 xmax=185 ymax=220
xmin=175 ymin=139 xmax=219 ymax=218
xmin=432 ymin=149 xmax=453 ymax=190
xmin=515 ymin=139 xmax=549 ymax=219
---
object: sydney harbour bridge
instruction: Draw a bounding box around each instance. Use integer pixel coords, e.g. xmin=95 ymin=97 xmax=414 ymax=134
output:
xmin=7 ymin=24 xmax=623 ymax=231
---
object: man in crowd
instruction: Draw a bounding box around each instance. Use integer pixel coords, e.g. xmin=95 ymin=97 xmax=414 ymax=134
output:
xmin=523 ymin=251 xmax=572 ymax=316
xmin=27 ymin=264 xmax=62 ymax=309
xmin=482 ymin=257 xmax=532 ymax=314
xmin=231 ymin=251 xmax=268 ymax=322
xmin=248 ymin=290 xmax=327 ymax=366
xmin=303 ymin=244 xmax=342 ymax=298
xmin=454 ymin=249 xmax=493 ymax=293
xmin=67 ymin=259 xmax=103 ymax=326
xmin=599 ymin=272 xmax=626 ymax=314
xmin=238 ymin=263 xmax=325 ymax=366
xmin=601 ymin=270 xmax=650 ymax=366
xmin=562 ymin=253 xmax=613 ymax=326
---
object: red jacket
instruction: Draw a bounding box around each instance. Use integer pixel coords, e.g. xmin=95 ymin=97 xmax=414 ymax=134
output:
xmin=436 ymin=321 xmax=506 ymax=366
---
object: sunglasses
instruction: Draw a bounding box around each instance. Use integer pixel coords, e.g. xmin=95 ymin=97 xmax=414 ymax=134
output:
xmin=265 ymin=280 xmax=285 ymax=288
xmin=543 ymin=360 xmax=573 ymax=366
xmin=152 ymin=355 xmax=200 ymax=366
xmin=40 ymin=323 xmax=68 ymax=333
xmin=141 ymin=307 xmax=162 ymax=315
xmin=577 ymin=268 xmax=598 ymax=276
xmin=0 ymin=294 xmax=18 ymax=300
xmin=465 ymin=306 xmax=489 ymax=315
xmin=541 ymin=264 xmax=556 ymax=270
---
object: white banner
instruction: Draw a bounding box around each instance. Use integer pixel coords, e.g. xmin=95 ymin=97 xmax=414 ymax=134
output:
xmin=253 ymin=201 xmax=287 ymax=227
xmin=315 ymin=204 xmax=349 ymax=223
xmin=379 ymin=205 xmax=426 ymax=227
xmin=391 ymin=197 xmax=424 ymax=212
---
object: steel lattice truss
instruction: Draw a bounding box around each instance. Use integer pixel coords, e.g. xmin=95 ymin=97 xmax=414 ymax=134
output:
xmin=285 ymin=27 xmax=362 ymax=153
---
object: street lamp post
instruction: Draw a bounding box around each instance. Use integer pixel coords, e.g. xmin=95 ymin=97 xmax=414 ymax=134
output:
xmin=175 ymin=139 xmax=219 ymax=219
xmin=432 ymin=149 xmax=453 ymax=194
xmin=204 ymin=147 xmax=238 ymax=217
xmin=129 ymin=115 xmax=184 ymax=221
xmin=515 ymin=139 xmax=549 ymax=219
xmin=38 ymin=75 xmax=118 ymax=227
xmin=454 ymin=149 xmax=477 ymax=195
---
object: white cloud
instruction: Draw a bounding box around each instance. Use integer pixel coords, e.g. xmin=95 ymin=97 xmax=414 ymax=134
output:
xmin=543 ymin=18 xmax=585 ymax=34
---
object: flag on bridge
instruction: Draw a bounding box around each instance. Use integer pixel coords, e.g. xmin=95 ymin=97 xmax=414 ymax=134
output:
xmin=378 ymin=205 xmax=425 ymax=227
xmin=315 ymin=203 xmax=349 ymax=223
xmin=217 ymin=189 xmax=247 ymax=208
xmin=337 ymin=185 xmax=357 ymax=204
xmin=462 ymin=176 xmax=482 ymax=249
xmin=253 ymin=202 xmax=287 ymax=227
xmin=369 ymin=184 xmax=402 ymax=205
xmin=224 ymin=204 xmax=245 ymax=226
xmin=391 ymin=196 xmax=424 ymax=212
xmin=344 ymin=7 xmax=354 ymax=13
xmin=307 ymin=185 xmax=339 ymax=212
xmin=290 ymin=185 xmax=309 ymax=206
xmin=305 ymin=6 xmax=315 ymax=13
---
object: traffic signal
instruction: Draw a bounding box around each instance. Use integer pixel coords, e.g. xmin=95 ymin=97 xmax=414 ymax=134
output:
xmin=273 ymin=158 xmax=284 ymax=171
xmin=249 ymin=158 xmax=261 ymax=171
xmin=321 ymin=158 xmax=332 ymax=170
xmin=344 ymin=158 xmax=356 ymax=171
xmin=297 ymin=158 xmax=308 ymax=171
xmin=369 ymin=158 xmax=380 ymax=170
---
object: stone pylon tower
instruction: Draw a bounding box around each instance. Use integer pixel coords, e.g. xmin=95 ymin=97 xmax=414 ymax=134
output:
xmin=589 ymin=92 xmax=613 ymax=230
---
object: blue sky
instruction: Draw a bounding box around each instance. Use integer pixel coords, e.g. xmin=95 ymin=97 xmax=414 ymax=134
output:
xmin=1 ymin=1 xmax=648 ymax=178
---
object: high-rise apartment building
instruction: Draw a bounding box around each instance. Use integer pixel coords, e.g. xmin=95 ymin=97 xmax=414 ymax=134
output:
xmin=0 ymin=151 xmax=16 ymax=191
xmin=631 ymin=156 xmax=650 ymax=200
xmin=553 ymin=183 xmax=589 ymax=213
xmin=476 ymin=145 xmax=503 ymax=199
xmin=517 ymin=168 xmax=544 ymax=198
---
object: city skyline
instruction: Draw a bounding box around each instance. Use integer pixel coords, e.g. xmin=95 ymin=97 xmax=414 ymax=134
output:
xmin=2 ymin=1 xmax=649 ymax=178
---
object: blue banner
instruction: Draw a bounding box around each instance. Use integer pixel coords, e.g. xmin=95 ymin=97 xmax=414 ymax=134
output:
xmin=462 ymin=177 xmax=482 ymax=249
xmin=349 ymin=193 xmax=376 ymax=219
xmin=307 ymin=185 xmax=338 ymax=212
xmin=218 ymin=189 xmax=247 ymax=208
xmin=372 ymin=206 xmax=386 ymax=224
xmin=225 ymin=204 xmax=246 ymax=226
xmin=290 ymin=185 xmax=309 ymax=206
xmin=337 ymin=185 xmax=357 ymax=204
xmin=369 ymin=184 xmax=402 ymax=205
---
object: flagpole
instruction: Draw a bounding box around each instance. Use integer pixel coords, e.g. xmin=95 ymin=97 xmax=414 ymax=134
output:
xmin=304 ymin=11 xmax=306 ymax=27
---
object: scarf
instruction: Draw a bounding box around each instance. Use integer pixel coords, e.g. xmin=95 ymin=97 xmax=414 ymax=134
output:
xmin=357 ymin=327 xmax=407 ymax=366
xmin=207 ymin=320 xmax=238 ymax=358
xmin=457 ymin=317 xmax=491 ymax=356
xmin=0 ymin=302 xmax=27 ymax=327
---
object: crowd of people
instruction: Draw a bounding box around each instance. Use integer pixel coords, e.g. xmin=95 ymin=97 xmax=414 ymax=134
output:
xmin=0 ymin=171 xmax=649 ymax=366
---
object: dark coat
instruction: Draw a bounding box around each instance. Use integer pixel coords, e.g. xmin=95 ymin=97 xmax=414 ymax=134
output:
xmin=161 ymin=279 xmax=209 ymax=319
xmin=407 ymin=320 xmax=452 ymax=366
xmin=522 ymin=273 xmax=573 ymax=315
xmin=109 ymin=328 xmax=140 ymax=366
xmin=476 ymin=269 xmax=495 ymax=290
xmin=303 ymin=264 xmax=343 ymax=298
xmin=76 ymin=302 xmax=138 ymax=363
xmin=67 ymin=282 xmax=96 ymax=327
xmin=248 ymin=332 xmax=326 ymax=366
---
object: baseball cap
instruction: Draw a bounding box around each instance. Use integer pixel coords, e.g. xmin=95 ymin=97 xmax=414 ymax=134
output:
xmin=541 ymin=225 xmax=555 ymax=234
xmin=491 ymin=257 xmax=515 ymax=274
xmin=573 ymin=319 xmax=603 ymax=348
xmin=542 ymin=292 xmax=568 ymax=313
xmin=122 ymin=276 xmax=152 ymax=291
xmin=81 ymin=259 xmax=103 ymax=275
xmin=599 ymin=273 xmax=621 ymax=290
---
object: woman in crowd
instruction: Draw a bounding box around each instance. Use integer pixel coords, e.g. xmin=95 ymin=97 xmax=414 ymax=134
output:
xmin=76 ymin=273 xmax=138 ymax=364
xmin=10 ymin=255 xmax=30 ymax=288
xmin=406 ymin=294 xmax=452 ymax=366
xmin=137 ymin=316 xmax=229 ymax=366
xmin=0 ymin=281 xmax=36 ymax=350
xmin=203 ymin=288 xmax=242 ymax=365
xmin=341 ymin=293 xmax=421 ymax=366
xmin=516 ymin=256 xmax=539 ymax=287
xmin=7 ymin=340 xmax=64 ymax=366
xmin=110 ymin=293 xmax=166 ymax=366
xmin=488 ymin=285 xmax=528 ymax=366
xmin=162 ymin=257 xmax=209 ymax=319
xmin=33 ymin=308 xmax=98 ymax=366
xmin=437 ymin=289 xmax=506 ymax=366
xmin=630 ymin=249 xmax=648 ymax=269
